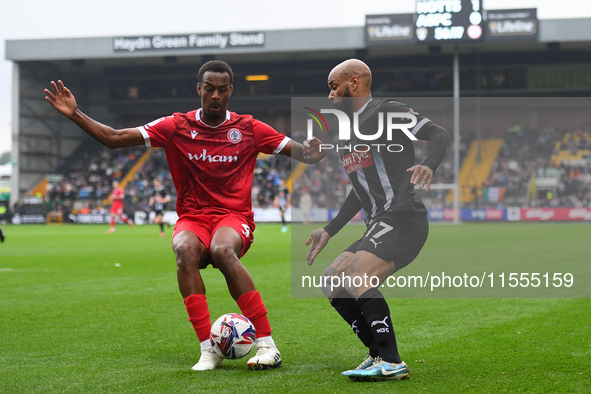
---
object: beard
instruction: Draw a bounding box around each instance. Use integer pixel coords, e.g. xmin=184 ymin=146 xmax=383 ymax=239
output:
xmin=202 ymin=104 xmax=225 ymax=122
xmin=333 ymin=84 xmax=353 ymax=115
xmin=343 ymin=85 xmax=352 ymax=98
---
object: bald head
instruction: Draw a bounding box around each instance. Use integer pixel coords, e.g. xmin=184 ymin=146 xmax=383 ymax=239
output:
xmin=328 ymin=59 xmax=372 ymax=97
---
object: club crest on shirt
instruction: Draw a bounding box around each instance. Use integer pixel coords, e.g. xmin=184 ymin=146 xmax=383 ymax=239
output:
xmin=227 ymin=128 xmax=242 ymax=144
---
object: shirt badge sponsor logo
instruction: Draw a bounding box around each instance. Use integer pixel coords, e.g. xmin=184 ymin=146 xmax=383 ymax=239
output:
xmin=227 ymin=128 xmax=242 ymax=144
xmin=341 ymin=151 xmax=374 ymax=174
xmin=190 ymin=130 xmax=199 ymax=139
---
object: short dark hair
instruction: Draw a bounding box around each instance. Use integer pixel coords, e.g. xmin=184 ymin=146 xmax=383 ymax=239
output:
xmin=198 ymin=60 xmax=233 ymax=85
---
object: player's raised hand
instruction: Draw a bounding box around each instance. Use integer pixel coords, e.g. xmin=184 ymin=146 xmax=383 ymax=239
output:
xmin=305 ymin=227 xmax=330 ymax=266
xmin=406 ymin=165 xmax=434 ymax=191
xmin=44 ymin=80 xmax=77 ymax=118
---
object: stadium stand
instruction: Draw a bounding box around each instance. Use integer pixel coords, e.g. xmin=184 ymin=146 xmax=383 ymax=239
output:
xmin=11 ymin=119 xmax=591 ymax=224
xmin=39 ymin=144 xmax=145 ymax=217
xmin=6 ymin=15 xmax=591 ymax=221
xmin=446 ymin=139 xmax=503 ymax=204
xmin=487 ymin=125 xmax=591 ymax=208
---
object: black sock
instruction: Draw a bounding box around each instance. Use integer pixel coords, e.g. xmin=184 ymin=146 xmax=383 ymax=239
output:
xmin=356 ymin=288 xmax=401 ymax=363
xmin=160 ymin=223 xmax=164 ymax=232
xmin=330 ymin=289 xmax=378 ymax=357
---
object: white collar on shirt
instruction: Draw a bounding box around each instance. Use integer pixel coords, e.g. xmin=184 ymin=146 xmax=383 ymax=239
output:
xmin=357 ymin=98 xmax=372 ymax=115
xmin=195 ymin=108 xmax=231 ymax=128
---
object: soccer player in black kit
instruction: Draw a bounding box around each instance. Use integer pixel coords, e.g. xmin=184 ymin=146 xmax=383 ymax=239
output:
xmin=306 ymin=59 xmax=450 ymax=380
xmin=277 ymin=179 xmax=290 ymax=233
xmin=149 ymin=178 xmax=172 ymax=237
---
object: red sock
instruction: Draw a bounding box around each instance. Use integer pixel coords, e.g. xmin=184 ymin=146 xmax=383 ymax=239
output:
xmin=110 ymin=217 xmax=115 ymax=227
xmin=184 ymin=294 xmax=211 ymax=342
xmin=237 ymin=291 xmax=271 ymax=338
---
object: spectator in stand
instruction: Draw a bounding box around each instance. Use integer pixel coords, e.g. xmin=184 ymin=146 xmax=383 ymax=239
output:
xmin=299 ymin=187 xmax=313 ymax=225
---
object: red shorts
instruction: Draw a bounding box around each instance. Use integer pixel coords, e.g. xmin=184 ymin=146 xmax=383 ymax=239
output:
xmin=173 ymin=211 xmax=255 ymax=258
xmin=110 ymin=200 xmax=124 ymax=215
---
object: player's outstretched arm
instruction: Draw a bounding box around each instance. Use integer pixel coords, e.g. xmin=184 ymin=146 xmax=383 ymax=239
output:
xmin=280 ymin=137 xmax=326 ymax=164
xmin=45 ymin=80 xmax=144 ymax=149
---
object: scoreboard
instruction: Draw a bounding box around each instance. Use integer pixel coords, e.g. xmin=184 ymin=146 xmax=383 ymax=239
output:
xmin=365 ymin=0 xmax=538 ymax=46
xmin=415 ymin=0 xmax=483 ymax=42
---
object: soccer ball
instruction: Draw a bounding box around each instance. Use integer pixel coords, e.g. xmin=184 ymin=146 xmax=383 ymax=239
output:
xmin=210 ymin=313 xmax=256 ymax=359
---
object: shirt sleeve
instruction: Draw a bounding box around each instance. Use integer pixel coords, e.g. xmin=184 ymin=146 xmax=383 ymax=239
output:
xmin=323 ymin=190 xmax=363 ymax=237
xmin=379 ymin=100 xmax=437 ymax=140
xmin=415 ymin=123 xmax=450 ymax=172
xmin=252 ymin=118 xmax=291 ymax=155
xmin=381 ymin=100 xmax=450 ymax=172
xmin=137 ymin=115 xmax=177 ymax=148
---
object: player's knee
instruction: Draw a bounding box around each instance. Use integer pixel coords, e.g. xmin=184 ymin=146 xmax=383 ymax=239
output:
xmin=321 ymin=266 xmax=342 ymax=298
xmin=210 ymin=243 xmax=239 ymax=270
xmin=173 ymin=240 xmax=205 ymax=270
xmin=321 ymin=284 xmax=340 ymax=299
xmin=343 ymin=284 xmax=362 ymax=300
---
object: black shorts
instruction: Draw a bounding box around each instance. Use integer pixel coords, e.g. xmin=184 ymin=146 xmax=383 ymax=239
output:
xmin=344 ymin=211 xmax=429 ymax=272
xmin=154 ymin=209 xmax=164 ymax=216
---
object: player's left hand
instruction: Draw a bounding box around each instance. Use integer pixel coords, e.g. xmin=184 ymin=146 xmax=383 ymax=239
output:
xmin=406 ymin=165 xmax=434 ymax=191
xmin=305 ymin=227 xmax=330 ymax=266
xmin=303 ymin=137 xmax=326 ymax=163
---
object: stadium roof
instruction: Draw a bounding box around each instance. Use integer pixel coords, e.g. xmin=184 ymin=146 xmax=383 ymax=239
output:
xmin=6 ymin=18 xmax=591 ymax=62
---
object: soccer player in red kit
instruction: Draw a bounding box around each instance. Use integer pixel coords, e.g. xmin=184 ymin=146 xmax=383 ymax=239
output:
xmin=108 ymin=180 xmax=134 ymax=233
xmin=44 ymin=60 xmax=325 ymax=371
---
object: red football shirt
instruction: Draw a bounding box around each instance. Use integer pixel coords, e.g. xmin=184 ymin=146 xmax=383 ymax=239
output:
xmin=138 ymin=109 xmax=290 ymax=218
xmin=111 ymin=187 xmax=125 ymax=201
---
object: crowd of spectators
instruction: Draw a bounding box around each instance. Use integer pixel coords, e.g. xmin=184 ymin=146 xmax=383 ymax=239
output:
xmin=40 ymin=140 xmax=293 ymax=218
xmin=44 ymin=144 xmax=145 ymax=216
xmin=15 ymin=122 xmax=591 ymax=219
xmin=485 ymin=126 xmax=591 ymax=208
xmin=37 ymin=128 xmax=460 ymax=215
xmin=291 ymin=150 xmax=349 ymax=210
xmin=252 ymin=153 xmax=291 ymax=209
xmin=121 ymin=147 xmax=176 ymax=214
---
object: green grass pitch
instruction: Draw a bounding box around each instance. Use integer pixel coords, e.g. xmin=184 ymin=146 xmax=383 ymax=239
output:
xmin=0 ymin=222 xmax=589 ymax=393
